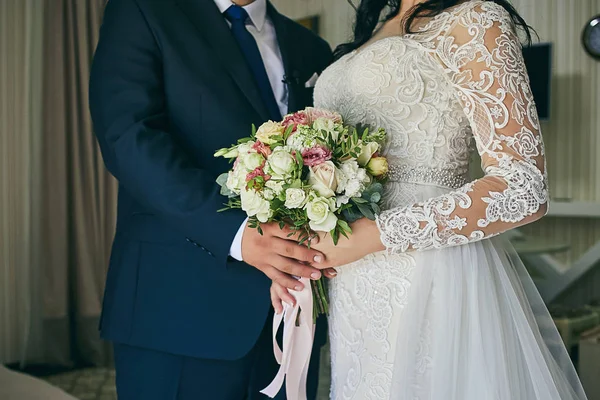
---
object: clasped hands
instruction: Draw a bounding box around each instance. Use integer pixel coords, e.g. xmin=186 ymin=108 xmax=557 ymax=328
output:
xmin=241 ymin=217 xmax=385 ymax=313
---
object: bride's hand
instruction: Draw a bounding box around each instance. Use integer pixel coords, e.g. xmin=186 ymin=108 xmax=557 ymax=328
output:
xmin=311 ymin=218 xmax=386 ymax=269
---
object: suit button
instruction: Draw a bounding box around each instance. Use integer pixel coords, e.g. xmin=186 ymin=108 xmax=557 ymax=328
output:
xmin=185 ymin=238 xmax=192 ymax=243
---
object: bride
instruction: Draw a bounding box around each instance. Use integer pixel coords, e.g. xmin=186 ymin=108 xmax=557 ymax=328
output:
xmin=271 ymin=0 xmax=588 ymax=398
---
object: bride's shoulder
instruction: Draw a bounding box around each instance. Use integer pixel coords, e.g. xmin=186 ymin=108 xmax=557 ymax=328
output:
xmin=411 ymin=1 xmax=513 ymax=42
xmin=449 ymin=1 xmax=515 ymax=28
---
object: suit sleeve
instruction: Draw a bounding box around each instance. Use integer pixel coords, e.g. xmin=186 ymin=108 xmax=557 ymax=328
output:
xmin=89 ymin=0 xmax=245 ymax=264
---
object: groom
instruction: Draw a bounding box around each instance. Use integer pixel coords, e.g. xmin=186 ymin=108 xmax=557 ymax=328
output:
xmin=89 ymin=0 xmax=332 ymax=399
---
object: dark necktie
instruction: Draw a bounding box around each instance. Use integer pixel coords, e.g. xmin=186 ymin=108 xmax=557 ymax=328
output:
xmin=224 ymin=5 xmax=282 ymax=121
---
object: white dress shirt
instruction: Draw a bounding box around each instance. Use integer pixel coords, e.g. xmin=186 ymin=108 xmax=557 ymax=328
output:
xmin=214 ymin=0 xmax=288 ymax=261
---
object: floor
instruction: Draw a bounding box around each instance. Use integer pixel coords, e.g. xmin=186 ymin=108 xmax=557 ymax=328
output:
xmin=41 ymin=345 xmax=332 ymax=400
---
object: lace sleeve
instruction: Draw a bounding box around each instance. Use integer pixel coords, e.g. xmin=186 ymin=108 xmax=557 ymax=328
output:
xmin=375 ymin=3 xmax=549 ymax=253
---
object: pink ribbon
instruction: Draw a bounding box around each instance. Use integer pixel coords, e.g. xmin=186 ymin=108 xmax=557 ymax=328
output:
xmin=261 ymin=277 xmax=315 ymax=400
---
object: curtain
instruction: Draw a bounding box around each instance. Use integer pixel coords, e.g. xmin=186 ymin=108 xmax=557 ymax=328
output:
xmin=0 ymin=0 xmax=44 ymax=365
xmin=40 ymin=0 xmax=117 ymax=366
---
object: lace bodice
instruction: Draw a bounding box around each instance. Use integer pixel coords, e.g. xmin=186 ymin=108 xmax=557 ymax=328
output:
xmin=314 ymin=1 xmax=548 ymax=253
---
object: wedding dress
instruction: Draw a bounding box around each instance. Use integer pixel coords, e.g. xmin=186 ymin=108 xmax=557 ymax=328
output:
xmin=313 ymin=2 xmax=588 ymax=399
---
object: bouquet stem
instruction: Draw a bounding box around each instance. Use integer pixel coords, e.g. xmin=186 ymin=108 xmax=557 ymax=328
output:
xmin=311 ymin=278 xmax=329 ymax=323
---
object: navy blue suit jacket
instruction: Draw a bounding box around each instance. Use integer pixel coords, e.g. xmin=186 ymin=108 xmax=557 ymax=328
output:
xmin=89 ymin=0 xmax=332 ymax=361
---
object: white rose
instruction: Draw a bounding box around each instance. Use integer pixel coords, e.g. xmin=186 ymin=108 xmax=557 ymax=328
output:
xmin=237 ymin=142 xmax=253 ymax=155
xmin=308 ymin=161 xmax=338 ymax=198
xmin=265 ymin=179 xmax=285 ymax=195
xmin=241 ymin=152 xmax=265 ymax=172
xmin=356 ymin=141 xmax=379 ymax=166
xmin=267 ymin=147 xmax=297 ymax=178
xmin=226 ymin=168 xmax=246 ymax=194
xmin=240 ymin=188 xmax=272 ymax=223
xmin=284 ymin=188 xmax=307 ymax=209
xmin=256 ymin=121 xmax=284 ymax=145
xmin=263 ymin=188 xmax=275 ymax=201
xmin=306 ymin=197 xmax=338 ymax=232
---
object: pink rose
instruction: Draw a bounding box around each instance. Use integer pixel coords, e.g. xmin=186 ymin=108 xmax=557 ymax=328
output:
xmin=305 ymin=107 xmax=343 ymax=124
xmin=302 ymin=145 xmax=332 ymax=167
xmin=251 ymin=141 xmax=272 ymax=158
xmin=282 ymin=111 xmax=310 ymax=132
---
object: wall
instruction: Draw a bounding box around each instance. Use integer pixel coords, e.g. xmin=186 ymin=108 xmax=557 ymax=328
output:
xmin=271 ymin=0 xmax=355 ymax=46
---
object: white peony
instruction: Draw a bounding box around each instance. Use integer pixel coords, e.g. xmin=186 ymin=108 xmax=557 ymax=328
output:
xmin=306 ymin=196 xmax=338 ymax=232
xmin=267 ymin=147 xmax=297 ymax=178
xmin=240 ymin=188 xmax=272 ymax=223
xmin=284 ymin=188 xmax=307 ymax=209
xmin=308 ymin=161 xmax=337 ymax=198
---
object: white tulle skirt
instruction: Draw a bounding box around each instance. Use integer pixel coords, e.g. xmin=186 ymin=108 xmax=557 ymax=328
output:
xmin=327 ymin=184 xmax=588 ymax=400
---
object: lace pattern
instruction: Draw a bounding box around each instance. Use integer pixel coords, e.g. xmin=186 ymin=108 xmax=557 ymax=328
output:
xmin=373 ymin=1 xmax=549 ymax=253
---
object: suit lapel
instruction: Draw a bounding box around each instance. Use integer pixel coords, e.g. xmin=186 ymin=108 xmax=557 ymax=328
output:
xmin=174 ymin=0 xmax=270 ymax=121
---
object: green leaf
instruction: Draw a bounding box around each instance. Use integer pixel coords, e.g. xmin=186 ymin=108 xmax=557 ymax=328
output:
xmin=371 ymin=203 xmax=381 ymax=214
xmin=251 ymin=124 xmax=257 ymax=137
xmin=331 ymin=229 xmax=339 ymax=246
xmin=352 ymin=197 xmax=369 ymax=204
xmin=237 ymin=137 xmax=253 ymax=144
xmin=356 ymin=203 xmax=376 ymax=220
xmin=370 ymin=192 xmax=381 ymax=204
xmin=337 ymin=219 xmax=352 ymax=233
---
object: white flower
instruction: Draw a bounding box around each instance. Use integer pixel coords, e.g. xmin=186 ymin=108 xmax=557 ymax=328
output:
xmin=284 ymin=188 xmax=307 ymax=209
xmin=256 ymin=121 xmax=284 ymax=145
xmin=265 ymin=179 xmax=285 ymax=195
xmin=345 ymin=179 xmax=363 ymax=198
xmin=237 ymin=142 xmax=253 ymax=156
xmin=286 ymin=133 xmax=305 ymax=151
xmin=337 ymin=160 xmax=370 ymax=197
xmin=267 ymin=147 xmax=297 ymax=178
xmin=263 ymin=188 xmax=276 ymax=201
xmin=225 ymin=167 xmax=246 ymax=194
xmin=313 ymin=117 xmax=335 ymax=132
xmin=308 ymin=161 xmax=337 ymax=198
xmin=340 ymin=159 xmax=360 ymax=177
xmin=241 ymin=152 xmax=265 ymax=172
xmin=240 ymin=188 xmax=272 ymax=223
xmin=356 ymin=141 xmax=379 ymax=166
xmin=214 ymin=147 xmax=239 ymax=159
xmin=306 ymin=196 xmax=338 ymax=232
xmin=336 ymin=195 xmax=350 ymax=207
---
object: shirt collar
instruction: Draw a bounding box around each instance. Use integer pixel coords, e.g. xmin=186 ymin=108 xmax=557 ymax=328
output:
xmin=214 ymin=0 xmax=267 ymax=32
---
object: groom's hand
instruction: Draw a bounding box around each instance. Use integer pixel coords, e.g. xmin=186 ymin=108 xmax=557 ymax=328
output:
xmin=241 ymin=222 xmax=325 ymax=292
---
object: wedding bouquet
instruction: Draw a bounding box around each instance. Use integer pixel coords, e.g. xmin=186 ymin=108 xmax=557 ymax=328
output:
xmin=214 ymin=107 xmax=388 ymax=320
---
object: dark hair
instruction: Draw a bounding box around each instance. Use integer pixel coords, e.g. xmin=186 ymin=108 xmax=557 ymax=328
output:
xmin=334 ymin=0 xmax=536 ymax=60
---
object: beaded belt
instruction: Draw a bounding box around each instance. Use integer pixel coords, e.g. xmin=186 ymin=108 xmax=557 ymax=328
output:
xmin=387 ymin=164 xmax=470 ymax=189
